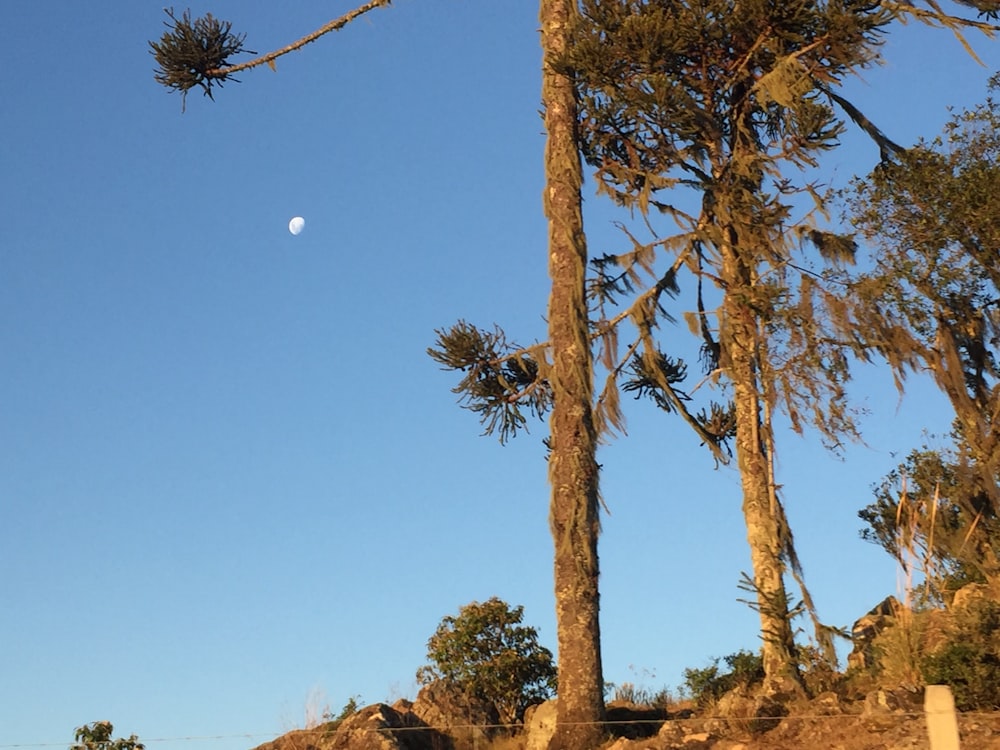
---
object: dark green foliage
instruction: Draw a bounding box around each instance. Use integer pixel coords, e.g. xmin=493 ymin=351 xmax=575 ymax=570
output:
xmin=417 ymin=597 xmax=557 ymax=724
xmin=622 ymin=351 xmax=688 ymax=411
xmin=953 ymin=0 xmax=1000 ymax=20
xmin=428 ymin=322 xmax=551 ymax=444
xmin=324 ymin=695 xmax=362 ymax=725
xmin=150 ymin=8 xmax=249 ymax=108
xmin=921 ymin=598 xmax=1000 ymax=710
xmin=623 ymin=351 xmax=736 ymax=454
xmin=70 ymin=723 xmax=143 ymax=750
xmin=682 ymin=650 xmax=764 ymax=707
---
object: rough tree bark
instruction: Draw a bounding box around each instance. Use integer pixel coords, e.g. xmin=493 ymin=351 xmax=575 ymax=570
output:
xmin=719 ymin=247 xmax=802 ymax=694
xmin=539 ymin=0 xmax=606 ymax=747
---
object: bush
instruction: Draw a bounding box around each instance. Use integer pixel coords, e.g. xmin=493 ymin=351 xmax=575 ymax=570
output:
xmin=920 ymin=598 xmax=1000 ymax=710
xmin=70 ymin=723 xmax=143 ymax=750
xmin=417 ymin=597 xmax=557 ymax=724
xmin=608 ymin=682 xmax=675 ymax=707
xmin=682 ymin=650 xmax=764 ymax=707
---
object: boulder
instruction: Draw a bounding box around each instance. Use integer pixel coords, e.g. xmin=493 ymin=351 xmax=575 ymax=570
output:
xmin=848 ymin=596 xmax=899 ymax=671
xmin=410 ymin=681 xmax=499 ymax=746
xmin=605 ymin=702 xmax=667 ymax=739
xmin=951 ymin=582 xmax=990 ymax=611
xmin=327 ymin=703 xmax=448 ymax=750
xmin=523 ymin=700 xmax=557 ymax=750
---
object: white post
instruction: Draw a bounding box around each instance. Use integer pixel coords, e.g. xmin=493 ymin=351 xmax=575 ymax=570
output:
xmin=925 ymin=685 xmax=960 ymax=750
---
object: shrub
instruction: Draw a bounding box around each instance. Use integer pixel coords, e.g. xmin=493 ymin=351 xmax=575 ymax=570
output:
xmin=417 ymin=597 xmax=557 ymax=724
xmin=70 ymin=722 xmax=143 ymax=750
xmin=682 ymin=650 xmax=764 ymax=707
xmin=920 ymin=598 xmax=1000 ymax=710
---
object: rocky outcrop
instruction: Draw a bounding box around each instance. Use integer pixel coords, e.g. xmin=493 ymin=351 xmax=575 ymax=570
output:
xmin=251 ymin=705 xmax=449 ymax=750
xmin=847 ymin=596 xmax=899 ymax=671
xmin=605 ymin=702 xmax=667 ymax=739
xmin=327 ymin=704 xmax=448 ymax=750
xmin=523 ymin=700 xmax=556 ymax=750
xmin=410 ymin=681 xmax=499 ymax=748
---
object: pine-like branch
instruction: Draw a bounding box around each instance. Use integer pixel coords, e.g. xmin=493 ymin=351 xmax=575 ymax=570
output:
xmin=150 ymin=1 xmax=393 ymax=109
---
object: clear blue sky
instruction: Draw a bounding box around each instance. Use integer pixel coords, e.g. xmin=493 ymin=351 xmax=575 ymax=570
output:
xmin=2 ymin=3 xmax=998 ymax=749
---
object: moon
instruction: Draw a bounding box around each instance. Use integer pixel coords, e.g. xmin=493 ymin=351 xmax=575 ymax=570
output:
xmin=288 ymin=216 xmax=305 ymax=235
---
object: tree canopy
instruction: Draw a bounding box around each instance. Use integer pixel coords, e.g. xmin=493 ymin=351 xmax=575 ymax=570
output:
xmin=417 ymin=598 xmax=558 ymax=725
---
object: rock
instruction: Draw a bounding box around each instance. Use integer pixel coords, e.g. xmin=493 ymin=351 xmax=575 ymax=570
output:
xmin=707 ymin=687 xmax=785 ymax=737
xmin=410 ymin=681 xmax=499 ymax=745
xmin=606 ymin=702 xmax=667 ymax=739
xmin=603 ymin=738 xmax=650 ymax=750
xmin=811 ymin=691 xmax=844 ymax=716
xmin=683 ymin=732 xmax=711 ymax=743
xmin=252 ymin=726 xmax=339 ymax=750
xmin=327 ymin=703 xmax=445 ymax=750
xmin=656 ymin=721 xmax=685 ymax=746
xmin=951 ymin=582 xmax=989 ymax=611
xmin=523 ymin=700 xmax=557 ymax=750
xmin=848 ymin=596 xmax=899 ymax=671
xmin=861 ymin=688 xmax=922 ymax=733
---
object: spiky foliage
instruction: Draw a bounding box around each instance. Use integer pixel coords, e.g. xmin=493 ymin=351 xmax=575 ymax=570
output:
xmin=429 ymin=322 xmax=551 ymax=444
xmin=149 ymin=2 xmax=394 ymax=111
xmin=149 ymin=8 xmax=249 ymax=108
xmin=565 ymin=0 xmax=901 ymax=689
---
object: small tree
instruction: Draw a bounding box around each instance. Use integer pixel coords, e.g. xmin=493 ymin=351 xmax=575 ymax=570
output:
xmin=70 ymin=722 xmax=143 ymax=750
xmin=417 ymin=598 xmax=557 ymax=725
xmin=859 ymin=440 xmax=1000 ymax=601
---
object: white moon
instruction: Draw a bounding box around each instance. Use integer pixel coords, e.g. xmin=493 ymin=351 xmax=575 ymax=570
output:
xmin=288 ymin=216 xmax=305 ymax=235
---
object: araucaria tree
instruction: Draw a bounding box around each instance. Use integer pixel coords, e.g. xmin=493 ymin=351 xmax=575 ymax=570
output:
xmin=539 ymin=1 xmax=607 ymax=745
xmin=564 ymin=0 xmax=898 ymax=693
xmin=152 ymin=3 xmax=607 ymax=746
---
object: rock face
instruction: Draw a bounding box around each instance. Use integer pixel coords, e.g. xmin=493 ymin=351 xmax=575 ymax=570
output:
xmin=523 ymin=700 xmax=557 ymax=750
xmin=251 ymin=705 xmax=450 ymax=750
xmin=848 ymin=596 xmax=899 ymax=671
xmin=410 ymin=681 xmax=499 ymax=747
xmin=328 ymin=704 xmax=447 ymax=750
xmin=606 ymin=703 xmax=667 ymax=739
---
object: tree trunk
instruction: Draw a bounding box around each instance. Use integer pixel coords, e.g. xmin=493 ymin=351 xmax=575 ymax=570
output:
xmin=540 ymin=0 xmax=606 ymax=748
xmin=720 ymin=252 xmax=803 ymax=694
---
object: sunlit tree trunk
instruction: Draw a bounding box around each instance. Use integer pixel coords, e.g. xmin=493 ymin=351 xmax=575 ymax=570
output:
xmin=540 ymin=0 xmax=606 ymax=747
xmin=719 ymin=245 xmax=802 ymax=694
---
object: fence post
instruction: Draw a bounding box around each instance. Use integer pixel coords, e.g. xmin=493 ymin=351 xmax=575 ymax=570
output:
xmin=925 ymin=685 xmax=960 ymax=750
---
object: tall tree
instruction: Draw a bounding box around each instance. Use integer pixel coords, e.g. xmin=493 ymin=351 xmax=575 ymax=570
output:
xmin=151 ymin=4 xmax=607 ymax=746
xmin=539 ymin=1 xmax=607 ymax=744
xmin=565 ymin=0 xmax=1000 ymax=693
xmin=846 ymin=77 xmax=1000 ymax=592
xmin=564 ymin=0 xmax=899 ymax=693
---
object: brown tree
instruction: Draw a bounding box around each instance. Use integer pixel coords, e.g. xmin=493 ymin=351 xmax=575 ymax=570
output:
xmin=539 ymin=2 xmax=607 ymax=745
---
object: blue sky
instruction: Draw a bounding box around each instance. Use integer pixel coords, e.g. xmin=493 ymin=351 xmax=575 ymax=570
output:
xmin=2 ymin=2 xmax=999 ymax=749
